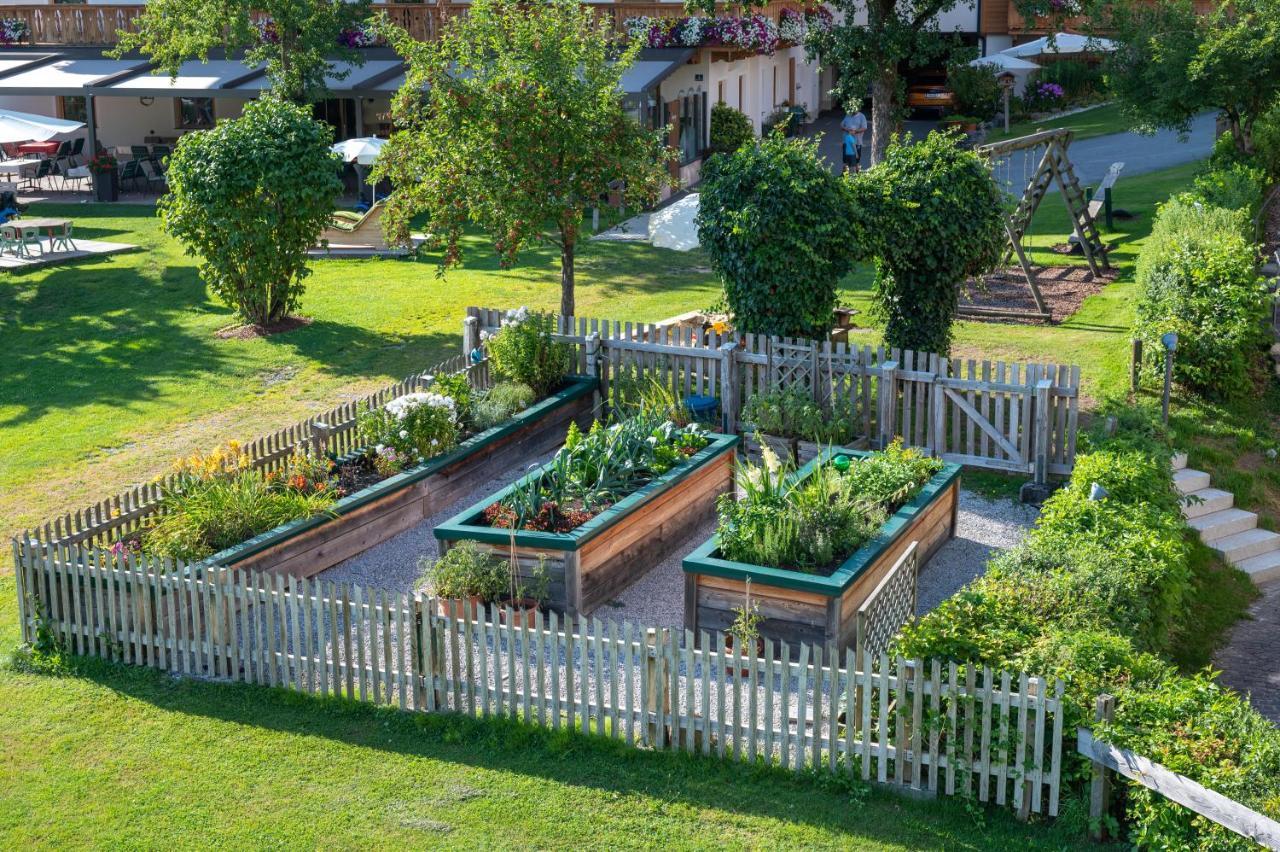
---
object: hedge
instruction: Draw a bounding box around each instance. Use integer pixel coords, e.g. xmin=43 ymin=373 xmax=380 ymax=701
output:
xmin=895 ymin=408 xmax=1280 ymax=847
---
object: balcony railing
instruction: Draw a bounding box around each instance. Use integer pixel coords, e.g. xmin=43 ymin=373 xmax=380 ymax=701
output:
xmin=0 ymin=2 xmax=804 ymax=47
xmin=1006 ymin=0 xmax=1217 ymax=35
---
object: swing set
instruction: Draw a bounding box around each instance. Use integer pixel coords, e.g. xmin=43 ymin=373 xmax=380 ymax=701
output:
xmin=970 ymin=128 xmax=1111 ymax=322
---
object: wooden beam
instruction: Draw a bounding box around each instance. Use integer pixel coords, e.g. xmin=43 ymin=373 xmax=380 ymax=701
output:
xmin=1079 ymin=727 xmax=1280 ymax=849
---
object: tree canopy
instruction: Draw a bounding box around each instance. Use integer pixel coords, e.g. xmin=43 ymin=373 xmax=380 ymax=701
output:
xmin=372 ymin=0 xmax=673 ymax=317
xmin=696 ymin=134 xmax=857 ymax=338
xmin=161 ymin=98 xmax=341 ymax=326
xmin=112 ymin=0 xmax=371 ymax=102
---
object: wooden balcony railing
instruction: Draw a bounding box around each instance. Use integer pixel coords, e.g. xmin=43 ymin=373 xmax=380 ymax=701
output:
xmin=0 ymin=2 xmax=804 ymax=48
xmin=1007 ymin=0 xmax=1217 ymax=35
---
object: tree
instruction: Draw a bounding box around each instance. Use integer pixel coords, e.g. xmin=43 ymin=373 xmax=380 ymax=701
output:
xmin=371 ymin=0 xmax=674 ymax=317
xmin=696 ymin=134 xmax=858 ymax=339
xmin=112 ymin=0 xmax=371 ymax=103
xmin=849 ymin=131 xmax=1004 ymax=354
xmin=161 ymin=98 xmax=341 ymax=327
xmin=808 ymin=0 xmax=968 ymax=164
xmin=1101 ymin=0 xmax=1280 ymax=156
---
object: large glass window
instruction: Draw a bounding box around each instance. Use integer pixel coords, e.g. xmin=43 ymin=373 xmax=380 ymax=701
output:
xmin=58 ymin=96 xmax=87 ymax=124
xmin=174 ymin=97 xmax=215 ymax=130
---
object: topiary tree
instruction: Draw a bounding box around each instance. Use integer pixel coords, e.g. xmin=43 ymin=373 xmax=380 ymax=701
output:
xmin=161 ymin=98 xmax=341 ymax=327
xmin=709 ymin=103 xmax=755 ymax=156
xmin=849 ymin=131 xmax=1004 ymax=355
xmin=696 ymin=133 xmax=858 ymax=339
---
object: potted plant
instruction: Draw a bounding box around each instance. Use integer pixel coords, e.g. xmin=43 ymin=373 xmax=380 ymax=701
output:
xmin=501 ymin=542 xmax=551 ymax=628
xmin=724 ymin=579 xmax=765 ymax=676
xmin=419 ymin=540 xmax=507 ymax=620
xmin=86 ymin=151 xmax=120 ymax=202
xmin=941 ymin=114 xmax=981 ymax=132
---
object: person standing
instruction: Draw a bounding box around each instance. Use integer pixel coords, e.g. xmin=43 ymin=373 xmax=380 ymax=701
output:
xmin=840 ymin=102 xmax=868 ymax=174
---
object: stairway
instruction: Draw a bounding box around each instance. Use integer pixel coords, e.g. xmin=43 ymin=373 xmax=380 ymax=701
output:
xmin=1175 ymin=453 xmax=1280 ymax=584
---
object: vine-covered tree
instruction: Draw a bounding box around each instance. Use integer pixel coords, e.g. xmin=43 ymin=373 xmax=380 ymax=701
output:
xmin=161 ymin=98 xmax=341 ymax=326
xmin=372 ymin=0 xmax=674 ymax=317
xmin=850 ymin=131 xmax=1005 ymax=354
xmin=696 ymin=134 xmax=858 ymax=338
xmin=112 ymin=0 xmax=371 ymax=102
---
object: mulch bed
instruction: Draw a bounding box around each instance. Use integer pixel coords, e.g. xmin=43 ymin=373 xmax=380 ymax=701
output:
xmin=959 ymin=265 xmax=1119 ymax=325
xmin=215 ymin=315 xmax=313 ymax=340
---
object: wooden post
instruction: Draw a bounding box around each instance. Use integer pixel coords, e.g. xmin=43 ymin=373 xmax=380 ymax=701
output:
xmin=928 ymin=354 xmax=945 ymax=458
xmin=1033 ymin=378 xmax=1052 ymax=485
xmin=462 ymin=315 xmax=481 ymax=358
xmin=646 ymin=627 xmax=671 ymax=747
xmin=719 ymin=340 xmax=740 ymax=435
xmin=877 ymin=360 xmax=899 ymax=450
xmin=310 ymin=421 xmax=332 ymax=457
xmin=584 ymin=332 xmax=602 ymax=414
xmin=1089 ymin=694 xmax=1115 ymax=841
xmin=1130 ymin=338 xmax=1142 ymax=393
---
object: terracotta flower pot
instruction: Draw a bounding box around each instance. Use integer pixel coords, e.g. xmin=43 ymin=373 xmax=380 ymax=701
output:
xmin=724 ymin=633 xmax=766 ymax=677
xmin=499 ymin=598 xmax=543 ymax=628
xmin=437 ymin=595 xmax=486 ymax=620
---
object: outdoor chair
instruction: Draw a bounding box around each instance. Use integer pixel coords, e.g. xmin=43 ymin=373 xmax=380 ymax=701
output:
xmin=63 ymin=165 xmax=90 ymax=192
xmin=119 ymin=159 xmax=144 ymax=193
xmin=138 ymin=159 xmax=167 ymax=195
xmin=18 ymin=159 xmax=53 ymax=192
xmin=69 ymin=137 xmax=85 ymax=166
xmin=129 ymin=145 xmax=150 ymax=162
xmin=0 ymin=222 xmax=42 ymax=258
xmin=49 ymin=221 xmax=75 ymax=253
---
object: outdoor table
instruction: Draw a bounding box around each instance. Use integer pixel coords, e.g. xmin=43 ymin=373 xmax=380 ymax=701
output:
xmin=16 ymin=141 xmax=59 ymax=157
xmin=12 ymin=217 xmax=72 ymax=252
xmin=0 ymin=157 xmax=37 ymax=178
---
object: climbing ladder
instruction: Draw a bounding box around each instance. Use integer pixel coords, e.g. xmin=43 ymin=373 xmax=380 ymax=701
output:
xmin=1175 ymin=452 xmax=1280 ymax=585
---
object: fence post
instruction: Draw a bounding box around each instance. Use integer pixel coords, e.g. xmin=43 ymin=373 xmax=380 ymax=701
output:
xmin=877 ymin=360 xmax=899 ymax=450
xmin=928 ymin=354 xmax=945 ymax=459
xmin=310 ymin=421 xmax=331 ymax=457
xmin=719 ymin=340 xmax=740 ymax=435
xmin=1033 ymin=378 xmax=1053 ymax=484
xmin=1089 ymin=693 xmax=1116 ymax=841
xmin=462 ymin=315 xmax=481 ymax=359
xmin=646 ymin=627 xmax=670 ymax=747
xmin=585 ymin=332 xmax=602 ymax=414
xmin=1130 ymin=338 xmax=1142 ymax=394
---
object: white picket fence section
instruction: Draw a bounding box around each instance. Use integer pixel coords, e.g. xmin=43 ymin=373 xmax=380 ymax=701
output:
xmin=15 ymin=550 xmax=1065 ymax=816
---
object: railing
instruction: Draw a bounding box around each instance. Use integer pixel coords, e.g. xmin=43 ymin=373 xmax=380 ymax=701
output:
xmin=1006 ymin=0 xmax=1218 ymax=35
xmin=0 ymin=1 xmax=804 ymax=47
xmin=13 ymin=548 xmax=1065 ymax=815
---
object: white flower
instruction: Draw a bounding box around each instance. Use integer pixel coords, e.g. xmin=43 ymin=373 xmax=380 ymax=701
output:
xmin=385 ymin=391 xmax=456 ymax=420
xmin=479 ymin=330 xmax=490 ymax=341
xmin=398 ymin=430 xmax=409 ymax=439
xmin=430 ymin=438 xmax=439 ymax=447
xmin=646 ymin=436 xmax=658 ymax=445
xmin=374 ymin=444 xmax=385 ymax=453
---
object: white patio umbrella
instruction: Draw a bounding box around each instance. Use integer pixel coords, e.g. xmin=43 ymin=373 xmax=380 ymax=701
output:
xmin=331 ymin=136 xmax=386 ymax=205
xmin=0 ymin=108 xmax=84 ymax=144
xmin=1001 ymin=33 xmax=1117 ymax=58
xmin=969 ymin=53 xmax=1040 ymax=96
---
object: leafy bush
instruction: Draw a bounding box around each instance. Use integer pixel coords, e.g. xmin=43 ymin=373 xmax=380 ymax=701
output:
xmin=357 ymin=390 xmax=461 ymax=470
xmin=487 ymin=413 xmax=711 ymax=531
xmin=471 ymin=381 xmax=537 ymax=431
xmin=850 ymin=131 xmax=1005 ymax=355
xmin=697 ymin=133 xmax=856 ymax=338
xmin=160 ymin=98 xmax=341 ymax=326
xmin=420 ymin=541 xmax=508 ymax=602
xmin=841 ymin=440 xmax=945 ymax=509
xmin=1134 ymin=197 xmax=1267 ymax=400
xmin=741 ymin=385 xmax=857 ymax=443
xmin=709 ymin=102 xmax=755 ymax=155
xmin=1192 ymin=159 xmax=1267 ymax=223
xmin=1034 ymin=59 xmax=1105 ymax=101
xmin=486 ymin=307 xmax=572 ymax=396
xmin=946 ymin=63 xmax=1002 ymax=121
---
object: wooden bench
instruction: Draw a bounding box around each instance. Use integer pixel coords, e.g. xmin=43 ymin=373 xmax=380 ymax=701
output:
xmin=318 ymin=202 xmax=389 ymax=251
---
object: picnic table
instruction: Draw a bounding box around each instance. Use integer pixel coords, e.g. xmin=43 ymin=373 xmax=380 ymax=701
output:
xmin=0 ymin=158 xmax=38 ymax=178
xmin=16 ymin=141 xmax=59 ymax=157
xmin=1 ymin=216 xmax=74 ymax=257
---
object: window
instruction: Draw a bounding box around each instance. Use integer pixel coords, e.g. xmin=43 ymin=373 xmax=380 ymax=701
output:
xmin=174 ymin=97 xmax=215 ymax=130
xmin=57 ymin=96 xmax=87 ymax=124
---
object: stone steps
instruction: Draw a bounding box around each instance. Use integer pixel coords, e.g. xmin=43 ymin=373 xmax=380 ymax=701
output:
xmin=1178 ymin=459 xmax=1280 ymax=586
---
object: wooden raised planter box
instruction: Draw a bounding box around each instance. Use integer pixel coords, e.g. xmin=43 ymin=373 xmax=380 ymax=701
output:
xmin=433 ymin=432 xmax=740 ymax=616
xmin=204 ymin=376 xmax=599 ymax=578
xmin=683 ymin=450 xmax=961 ymax=649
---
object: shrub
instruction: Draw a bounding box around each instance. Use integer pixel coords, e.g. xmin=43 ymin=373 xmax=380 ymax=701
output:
xmin=709 ymin=102 xmax=755 ymax=155
xmin=741 ymin=384 xmax=857 ymax=443
xmin=850 ymin=131 xmax=1005 ymax=355
xmin=1034 ymin=59 xmax=1104 ymax=101
xmin=841 ymin=440 xmax=944 ymax=509
xmin=471 ymin=381 xmax=537 ymax=431
xmin=1191 ymin=159 xmax=1267 ymax=224
xmin=420 ymin=541 xmax=508 ymax=602
xmin=486 ymin=307 xmax=572 ymax=396
xmin=357 ymin=390 xmax=461 ymax=470
xmin=1134 ymin=198 xmax=1267 ymax=400
xmin=697 ymin=133 xmax=856 ymax=338
xmin=946 ymin=63 xmax=1002 ymax=121
xmin=160 ymin=98 xmax=341 ymax=326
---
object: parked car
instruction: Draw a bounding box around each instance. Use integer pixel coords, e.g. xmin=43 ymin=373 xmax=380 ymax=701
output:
xmin=905 ymin=74 xmax=955 ymax=114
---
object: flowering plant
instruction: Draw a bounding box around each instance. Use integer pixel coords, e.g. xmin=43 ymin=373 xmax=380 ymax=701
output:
xmin=357 ymin=390 xmax=461 ymax=471
xmin=623 ymin=13 xmax=781 ymax=55
xmin=485 ymin=307 xmax=571 ymax=396
xmin=0 ymin=18 xmax=28 ymax=46
xmin=778 ymin=9 xmax=808 ymax=44
xmin=338 ymin=23 xmax=381 ymax=48
xmin=86 ymin=151 xmax=118 ymax=175
xmin=1037 ymin=81 xmax=1065 ymax=100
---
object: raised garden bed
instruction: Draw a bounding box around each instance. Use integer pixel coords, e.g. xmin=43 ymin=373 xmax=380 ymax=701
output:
xmin=207 ymin=376 xmax=599 ymax=577
xmin=683 ymin=449 xmax=961 ymax=648
xmin=434 ymin=432 xmax=739 ymax=616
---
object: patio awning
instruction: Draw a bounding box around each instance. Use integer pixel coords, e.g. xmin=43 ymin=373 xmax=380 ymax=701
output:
xmin=0 ymin=107 xmax=84 ymax=143
xmin=619 ymin=49 xmax=696 ymax=95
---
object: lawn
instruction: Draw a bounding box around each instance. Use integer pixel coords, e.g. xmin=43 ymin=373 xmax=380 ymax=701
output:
xmin=0 ymin=576 xmax=1102 ymax=850
xmin=0 ymin=159 xmax=1198 ymax=565
xmin=983 ymin=101 xmax=1127 ymax=145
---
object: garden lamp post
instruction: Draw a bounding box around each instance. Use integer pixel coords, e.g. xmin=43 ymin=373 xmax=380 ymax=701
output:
xmin=1161 ymin=331 xmax=1177 ymax=423
xmin=999 ymin=73 xmax=1016 ymax=133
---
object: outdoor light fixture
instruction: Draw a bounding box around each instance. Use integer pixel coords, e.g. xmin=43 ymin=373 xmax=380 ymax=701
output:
xmin=1088 ymin=482 xmax=1108 ymax=501
xmin=1161 ymin=332 xmax=1178 ymax=424
xmin=138 ymin=96 xmax=155 ymax=107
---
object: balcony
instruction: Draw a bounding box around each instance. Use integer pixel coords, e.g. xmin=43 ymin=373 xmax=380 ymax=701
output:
xmin=0 ymin=2 xmax=804 ymax=48
xmin=1006 ymin=0 xmax=1217 ymax=35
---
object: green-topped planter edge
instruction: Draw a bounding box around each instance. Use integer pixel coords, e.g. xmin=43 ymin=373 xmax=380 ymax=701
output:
xmin=435 ymin=432 xmax=739 ymax=615
xmin=206 ymin=375 xmax=598 ymax=577
xmin=683 ymin=448 xmax=961 ymax=649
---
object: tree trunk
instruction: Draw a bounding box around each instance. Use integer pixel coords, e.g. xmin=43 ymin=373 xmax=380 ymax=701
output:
xmin=560 ymin=238 xmax=575 ymax=318
xmin=869 ymin=67 xmax=897 ymax=166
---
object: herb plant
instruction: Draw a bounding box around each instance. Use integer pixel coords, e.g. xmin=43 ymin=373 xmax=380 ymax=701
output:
xmin=420 ymin=541 xmax=508 ymax=602
xmin=741 ymin=384 xmax=857 ymax=444
xmin=485 ymin=308 xmax=572 ymax=396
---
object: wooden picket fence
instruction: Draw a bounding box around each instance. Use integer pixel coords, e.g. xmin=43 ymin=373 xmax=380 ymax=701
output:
xmin=14 ymin=549 xmax=1065 ymax=816
xmin=466 ymin=307 xmax=1080 ymax=483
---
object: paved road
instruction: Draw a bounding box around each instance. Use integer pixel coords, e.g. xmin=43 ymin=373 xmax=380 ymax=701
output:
xmin=1214 ymin=584 xmax=1280 ymax=724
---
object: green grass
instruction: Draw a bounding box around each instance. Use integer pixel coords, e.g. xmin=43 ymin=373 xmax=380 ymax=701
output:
xmin=984 ymin=102 xmax=1128 ymax=145
xmin=0 ymin=578 xmax=1100 ymax=850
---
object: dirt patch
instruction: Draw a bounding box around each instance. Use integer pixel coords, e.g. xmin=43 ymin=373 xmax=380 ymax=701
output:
xmin=215 ymin=315 xmax=312 ymax=340
xmin=959 ymin=266 xmax=1119 ymax=325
